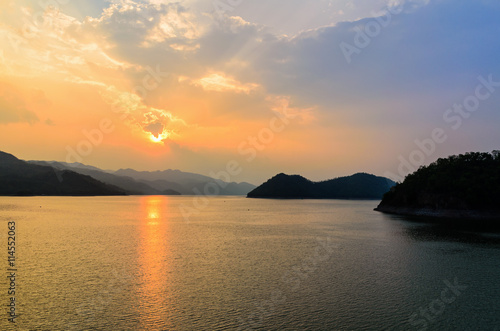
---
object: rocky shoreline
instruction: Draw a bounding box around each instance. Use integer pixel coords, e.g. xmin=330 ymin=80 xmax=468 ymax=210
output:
xmin=374 ymin=205 xmax=500 ymax=221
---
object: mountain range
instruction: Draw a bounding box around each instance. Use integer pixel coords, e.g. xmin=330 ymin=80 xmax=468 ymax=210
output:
xmin=247 ymin=173 xmax=396 ymax=199
xmin=1 ymin=150 xmax=396 ymax=199
xmin=0 ymin=151 xmax=125 ymax=196
xmin=0 ymin=151 xmax=255 ymax=196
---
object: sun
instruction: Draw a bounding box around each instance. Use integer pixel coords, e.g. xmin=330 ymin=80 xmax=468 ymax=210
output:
xmin=148 ymin=131 xmax=170 ymax=143
xmin=149 ymin=135 xmax=163 ymax=143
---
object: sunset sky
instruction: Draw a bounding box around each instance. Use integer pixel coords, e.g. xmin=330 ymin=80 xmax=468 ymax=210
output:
xmin=1 ymin=0 xmax=499 ymax=184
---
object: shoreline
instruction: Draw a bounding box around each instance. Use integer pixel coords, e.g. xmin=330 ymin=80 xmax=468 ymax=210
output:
xmin=374 ymin=205 xmax=500 ymax=221
xmin=247 ymin=196 xmax=382 ymax=200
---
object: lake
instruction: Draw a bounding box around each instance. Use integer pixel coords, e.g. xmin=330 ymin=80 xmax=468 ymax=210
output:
xmin=1 ymin=196 xmax=499 ymax=330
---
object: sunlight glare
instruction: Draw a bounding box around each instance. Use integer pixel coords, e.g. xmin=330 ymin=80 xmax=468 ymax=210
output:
xmin=149 ymin=132 xmax=169 ymax=143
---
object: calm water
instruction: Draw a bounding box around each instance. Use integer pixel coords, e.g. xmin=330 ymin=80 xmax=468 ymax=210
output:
xmin=1 ymin=196 xmax=499 ymax=330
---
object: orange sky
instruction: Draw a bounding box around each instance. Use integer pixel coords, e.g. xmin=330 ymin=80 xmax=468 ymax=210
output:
xmin=1 ymin=0 xmax=499 ymax=184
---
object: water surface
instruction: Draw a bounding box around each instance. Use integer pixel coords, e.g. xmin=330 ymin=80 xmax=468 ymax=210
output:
xmin=1 ymin=196 xmax=499 ymax=330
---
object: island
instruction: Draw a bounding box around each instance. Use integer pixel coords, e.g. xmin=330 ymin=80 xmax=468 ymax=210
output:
xmin=247 ymin=173 xmax=395 ymax=199
xmin=375 ymin=151 xmax=500 ymax=220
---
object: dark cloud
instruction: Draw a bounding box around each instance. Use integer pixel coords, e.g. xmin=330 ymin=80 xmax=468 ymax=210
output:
xmin=144 ymin=122 xmax=164 ymax=138
xmin=238 ymin=0 xmax=500 ymax=127
xmin=74 ymin=0 xmax=500 ymax=147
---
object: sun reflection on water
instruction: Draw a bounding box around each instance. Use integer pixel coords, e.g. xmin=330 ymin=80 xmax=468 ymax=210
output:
xmin=137 ymin=196 xmax=172 ymax=329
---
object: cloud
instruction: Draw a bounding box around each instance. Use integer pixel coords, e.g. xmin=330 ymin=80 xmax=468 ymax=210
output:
xmin=1 ymin=0 xmax=500 ymax=182
xmin=0 ymin=83 xmax=39 ymax=124
xmin=79 ymin=1 xmax=204 ymax=61
xmin=87 ymin=0 xmax=499 ymax=141
xmin=191 ymin=72 xmax=260 ymax=94
xmin=268 ymin=95 xmax=316 ymax=124
xmin=144 ymin=122 xmax=164 ymax=138
xmin=99 ymin=85 xmax=188 ymax=142
xmin=238 ymin=0 xmax=500 ymax=124
xmin=141 ymin=109 xmax=180 ymax=142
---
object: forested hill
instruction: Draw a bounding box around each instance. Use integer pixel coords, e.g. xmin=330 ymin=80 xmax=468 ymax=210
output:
xmin=375 ymin=151 xmax=500 ymax=218
xmin=247 ymin=173 xmax=395 ymax=199
xmin=0 ymin=151 xmax=126 ymax=196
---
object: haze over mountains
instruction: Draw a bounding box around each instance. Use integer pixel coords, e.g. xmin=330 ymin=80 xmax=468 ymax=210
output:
xmin=0 ymin=151 xmax=125 ymax=196
xmin=112 ymin=168 xmax=256 ymax=195
xmin=2 ymin=149 xmax=396 ymax=199
xmin=0 ymin=151 xmax=255 ymax=196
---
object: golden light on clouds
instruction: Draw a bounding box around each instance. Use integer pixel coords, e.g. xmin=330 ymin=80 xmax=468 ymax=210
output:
xmin=140 ymin=109 xmax=185 ymax=143
xmin=194 ymin=73 xmax=260 ymax=94
xmin=0 ymin=0 xmax=334 ymax=183
xmin=149 ymin=132 xmax=169 ymax=143
xmin=141 ymin=6 xmax=201 ymax=47
xmin=144 ymin=121 xmax=172 ymax=144
xmin=2 ymin=0 xmax=489 ymax=185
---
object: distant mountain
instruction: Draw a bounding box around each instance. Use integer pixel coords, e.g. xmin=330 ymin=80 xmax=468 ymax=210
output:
xmin=247 ymin=173 xmax=396 ymax=199
xmin=0 ymin=151 xmax=125 ymax=196
xmin=25 ymin=161 xmax=255 ymax=196
xmin=28 ymin=161 xmax=178 ymax=195
xmin=375 ymin=151 xmax=500 ymax=219
xmin=115 ymin=168 xmax=213 ymax=184
xmin=114 ymin=168 xmax=256 ymax=196
xmin=136 ymin=178 xmax=185 ymax=194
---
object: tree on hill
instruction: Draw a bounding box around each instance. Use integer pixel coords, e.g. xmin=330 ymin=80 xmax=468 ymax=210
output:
xmin=379 ymin=151 xmax=500 ymax=211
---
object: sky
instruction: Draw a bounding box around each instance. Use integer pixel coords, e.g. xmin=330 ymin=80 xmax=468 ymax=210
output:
xmin=1 ymin=0 xmax=499 ymax=185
